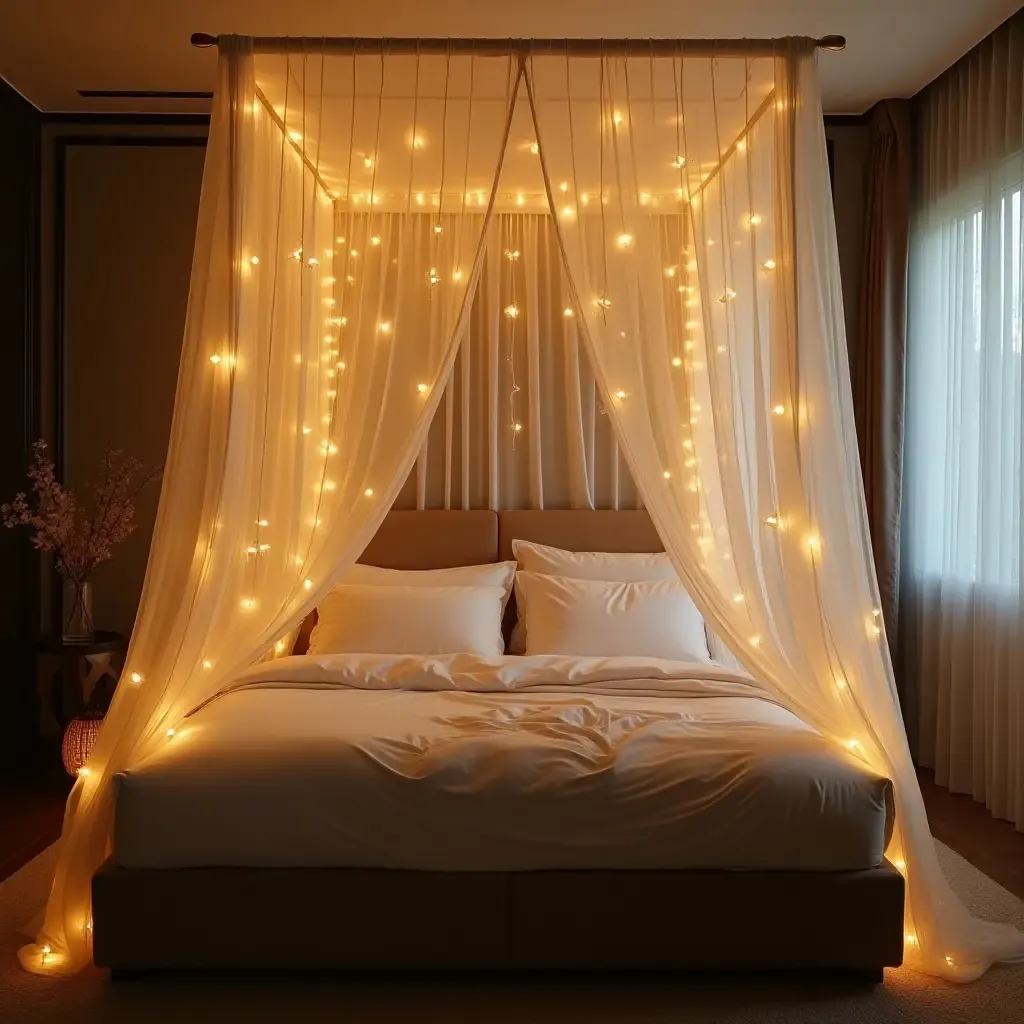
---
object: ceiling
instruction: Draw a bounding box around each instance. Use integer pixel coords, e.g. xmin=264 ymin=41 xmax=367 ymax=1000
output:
xmin=1 ymin=0 xmax=1018 ymax=115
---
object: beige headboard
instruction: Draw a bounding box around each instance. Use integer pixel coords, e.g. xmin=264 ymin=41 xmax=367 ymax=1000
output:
xmin=498 ymin=509 xmax=662 ymax=559
xmin=294 ymin=508 xmax=663 ymax=654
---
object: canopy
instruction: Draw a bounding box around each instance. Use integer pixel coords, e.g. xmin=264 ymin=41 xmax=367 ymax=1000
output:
xmin=21 ymin=35 xmax=1024 ymax=980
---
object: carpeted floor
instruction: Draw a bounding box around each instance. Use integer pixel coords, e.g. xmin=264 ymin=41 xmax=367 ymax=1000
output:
xmin=1 ymin=843 xmax=1022 ymax=1024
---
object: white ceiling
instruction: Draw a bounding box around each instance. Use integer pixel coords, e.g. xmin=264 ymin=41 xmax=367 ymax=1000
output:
xmin=1 ymin=0 xmax=1018 ymax=115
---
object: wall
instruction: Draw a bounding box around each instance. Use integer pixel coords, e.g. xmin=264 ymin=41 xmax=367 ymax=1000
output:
xmin=39 ymin=121 xmax=208 ymax=639
xmin=0 ymin=78 xmax=40 ymax=765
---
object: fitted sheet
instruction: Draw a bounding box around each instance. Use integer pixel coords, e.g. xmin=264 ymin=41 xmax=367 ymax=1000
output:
xmin=113 ymin=654 xmax=893 ymax=872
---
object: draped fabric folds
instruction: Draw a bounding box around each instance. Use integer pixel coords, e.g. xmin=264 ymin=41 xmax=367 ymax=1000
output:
xmin=853 ymin=100 xmax=910 ymax=650
xmin=21 ymin=36 xmax=1024 ymax=981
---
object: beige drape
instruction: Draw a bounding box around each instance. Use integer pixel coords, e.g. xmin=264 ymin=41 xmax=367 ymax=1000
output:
xmin=852 ymin=100 xmax=910 ymax=651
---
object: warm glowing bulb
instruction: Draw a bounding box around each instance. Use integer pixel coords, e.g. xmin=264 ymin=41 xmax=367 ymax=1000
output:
xmin=411 ymin=133 xmax=425 ymax=149
xmin=805 ymin=533 xmax=820 ymax=552
xmin=513 ymin=422 xmax=523 ymax=433
xmin=905 ymin=933 xmax=918 ymax=946
xmin=275 ymin=640 xmax=287 ymax=653
xmin=288 ymin=130 xmax=302 ymax=141
xmin=893 ymin=858 xmax=905 ymax=872
xmin=323 ymin=480 xmax=336 ymax=492
xmin=558 ymin=181 xmax=569 ymax=193
xmin=516 ymin=193 xmax=525 ymax=206
xmin=561 ymin=206 xmax=574 ymax=219
xmin=303 ymin=578 xmax=313 ymax=590
xmin=363 ymin=155 xmax=374 ymax=168
xmin=78 ymin=766 xmax=90 ymax=776
xmin=672 ymin=155 xmax=686 ymax=168
xmin=433 ymin=224 xmax=443 ymax=234
xmin=249 ymin=255 xmax=260 ymax=266
xmin=241 ymin=598 xmax=256 ymax=610
xmin=209 ymin=353 xmax=222 ymax=365
xmin=529 ymin=142 xmax=539 ymax=155
xmin=416 ymin=193 xmax=424 ymax=205
xmin=718 ymin=288 xmax=738 ymax=303
xmin=581 ymin=192 xmax=590 ymax=205
xmin=596 ymin=297 xmax=612 ymax=310
xmin=370 ymin=235 xmax=381 ymax=246
xmin=613 ymin=390 xmax=627 ymax=401
xmin=166 ymin=728 xmax=176 ymax=738
xmin=452 ymin=268 xmax=464 ymax=281
xmin=672 ymin=357 xmax=682 ymax=367
xmin=504 ymin=303 xmax=519 ymax=319
xmin=562 ymin=307 xmax=575 ymax=318
xmin=364 ymin=488 xmax=374 ymax=497
xmin=616 ymin=232 xmax=633 ymax=249
xmin=845 ymin=738 xmax=860 ymax=750
xmin=417 ymin=383 xmax=429 ymax=393
xmin=835 ymin=676 xmax=847 ymax=689
xmin=505 ymin=249 xmax=520 ymax=262
xmin=612 ymin=111 xmax=623 ymax=125
xmin=749 ymin=635 xmax=762 ymax=647
xmin=202 ymin=660 xmax=212 ymax=670
xmin=662 ymin=470 xmax=671 ymax=479
xmin=764 ymin=514 xmax=779 ymax=528
xmin=665 ymin=266 xmax=677 ymax=278
xmin=733 ymin=594 xmax=746 ymax=604
xmin=762 ymin=259 xmax=777 ymax=271
xmin=129 ymin=672 xmax=143 ymax=685
xmin=306 ymin=257 xmax=319 ymax=267
xmin=378 ymin=321 xmax=392 ymax=334
xmin=772 ymin=404 xmax=786 ymax=416
xmin=301 ymin=425 xmax=312 ymax=435
xmin=748 ymin=213 xmax=761 ymax=226
xmin=257 ymin=519 xmax=269 ymax=527
xmin=737 ymin=139 xmax=747 ymax=152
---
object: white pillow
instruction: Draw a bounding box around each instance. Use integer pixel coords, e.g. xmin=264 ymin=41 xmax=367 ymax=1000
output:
xmin=514 ymin=572 xmax=712 ymax=662
xmin=509 ymin=540 xmax=680 ymax=654
xmin=342 ymin=561 xmax=516 ymax=610
xmin=308 ymin=584 xmax=505 ymax=658
xmin=512 ymin=539 xmax=677 ymax=582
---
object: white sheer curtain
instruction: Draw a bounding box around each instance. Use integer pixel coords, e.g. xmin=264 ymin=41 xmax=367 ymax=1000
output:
xmin=903 ymin=14 xmax=1024 ymax=830
xmin=398 ymin=213 xmax=641 ymax=511
xmin=527 ymin=41 xmax=1024 ymax=979
xmin=21 ymin=38 xmax=517 ymax=975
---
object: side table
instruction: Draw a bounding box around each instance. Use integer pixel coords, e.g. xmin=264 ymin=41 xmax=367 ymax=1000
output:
xmin=34 ymin=631 xmax=127 ymax=735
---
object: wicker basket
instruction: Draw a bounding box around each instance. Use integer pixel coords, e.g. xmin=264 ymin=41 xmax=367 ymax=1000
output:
xmin=61 ymin=713 xmax=104 ymax=776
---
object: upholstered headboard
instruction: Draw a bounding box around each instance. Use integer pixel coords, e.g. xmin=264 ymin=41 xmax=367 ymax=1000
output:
xmin=497 ymin=509 xmax=662 ymax=559
xmin=293 ymin=508 xmax=662 ymax=654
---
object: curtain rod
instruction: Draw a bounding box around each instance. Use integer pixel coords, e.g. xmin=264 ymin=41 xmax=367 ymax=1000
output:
xmin=190 ymin=33 xmax=846 ymax=56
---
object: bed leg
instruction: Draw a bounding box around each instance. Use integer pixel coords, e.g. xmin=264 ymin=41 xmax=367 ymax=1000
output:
xmin=848 ymin=967 xmax=885 ymax=984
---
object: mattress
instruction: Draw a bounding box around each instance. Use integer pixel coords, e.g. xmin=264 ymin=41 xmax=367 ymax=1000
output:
xmin=113 ymin=654 xmax=894 ymax=872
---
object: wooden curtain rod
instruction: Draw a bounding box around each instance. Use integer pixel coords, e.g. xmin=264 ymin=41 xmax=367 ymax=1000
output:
xmin=190 ymin=33 xmax=846 ymax=56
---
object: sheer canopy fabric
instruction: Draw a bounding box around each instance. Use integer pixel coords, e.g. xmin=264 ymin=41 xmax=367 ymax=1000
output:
xmin=21 ymin=37 xmax=1024 ymax=982
xmin=20 ymin=38 xmax=517 ymax=975
xmin=525 ymin=43 xmax=1024 ymax=979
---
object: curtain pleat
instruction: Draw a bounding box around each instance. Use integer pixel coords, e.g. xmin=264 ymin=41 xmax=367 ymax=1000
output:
xmin=903 ymin=11 xmax=1024 ymax=827
xmin=853 ymin=100 xmax=910 ymax=653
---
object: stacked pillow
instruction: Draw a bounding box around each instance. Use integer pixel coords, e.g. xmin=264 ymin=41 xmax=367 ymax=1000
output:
xmin=306 ymin=562 xmax=515 ymax=658
xmin=511 ymin=539 xmax=712 ymax=663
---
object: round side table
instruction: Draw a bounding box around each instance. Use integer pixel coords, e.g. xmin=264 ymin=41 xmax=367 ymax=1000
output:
xmin=34 ymin=631 xmax=127 ymax=734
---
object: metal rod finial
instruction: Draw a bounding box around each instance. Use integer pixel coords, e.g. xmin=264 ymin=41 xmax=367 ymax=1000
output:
xmin=191 ymin=32 xmax=217 ymax=48
xmin=817 ymin=35 xmax=846 ymax=51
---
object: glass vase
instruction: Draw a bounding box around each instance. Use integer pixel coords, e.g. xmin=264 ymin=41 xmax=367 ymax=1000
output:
xmin=62 ymin=580 xmax=94 ymax=642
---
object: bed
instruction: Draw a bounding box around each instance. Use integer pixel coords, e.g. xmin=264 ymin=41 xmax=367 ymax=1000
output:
xmin=91 ymin=510 xmax=905 ymax=978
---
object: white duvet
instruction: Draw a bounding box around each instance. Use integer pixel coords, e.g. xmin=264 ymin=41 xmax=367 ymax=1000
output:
xmin=113 ymin=654 xmax=893 ymax=872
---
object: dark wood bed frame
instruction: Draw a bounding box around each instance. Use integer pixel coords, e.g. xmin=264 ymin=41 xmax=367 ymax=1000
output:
xmin=92 ymin=510 xmax=905 ymax=979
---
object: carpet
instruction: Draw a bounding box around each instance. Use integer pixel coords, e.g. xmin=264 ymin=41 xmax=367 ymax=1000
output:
xmin=1 ymin=842 xmax=1022 ymax=1023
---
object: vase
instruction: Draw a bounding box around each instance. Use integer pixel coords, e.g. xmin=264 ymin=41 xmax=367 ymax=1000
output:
xmin=62 ymin=580 xmax=94 ymax=642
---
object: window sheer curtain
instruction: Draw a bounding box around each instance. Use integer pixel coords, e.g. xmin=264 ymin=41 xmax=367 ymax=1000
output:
xmin=21 ymin=38 xmax=517 ymax=975
xmin=527 ymin=41 xmax=1024 ymax=979
xmin=903 ymin=14 xmax=1024 ymax=829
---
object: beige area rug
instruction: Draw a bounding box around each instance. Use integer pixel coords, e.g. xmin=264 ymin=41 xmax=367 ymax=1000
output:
xmin=1 ymin=843 xmax=1022 ymax=1024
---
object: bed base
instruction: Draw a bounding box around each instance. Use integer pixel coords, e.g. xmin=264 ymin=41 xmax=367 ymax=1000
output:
xmin=92 ymin=860 xmax=904 ymax=975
